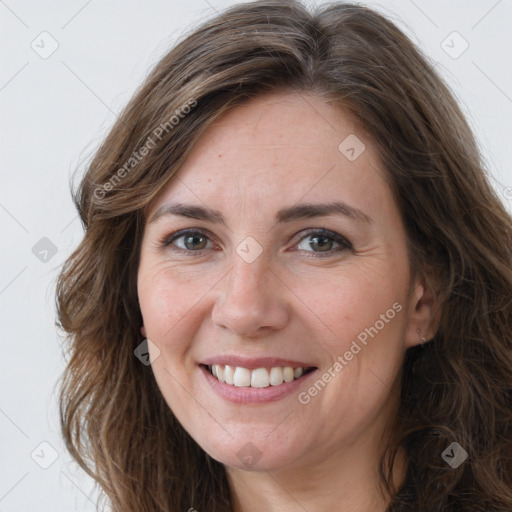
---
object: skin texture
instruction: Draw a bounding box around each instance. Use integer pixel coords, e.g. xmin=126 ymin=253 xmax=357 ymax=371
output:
xmin=137 ymin=92 xmax=440 ymax=511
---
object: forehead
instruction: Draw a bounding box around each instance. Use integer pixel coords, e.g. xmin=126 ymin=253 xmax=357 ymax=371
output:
xmin=149 ymin=91 xmax=388 ymax=219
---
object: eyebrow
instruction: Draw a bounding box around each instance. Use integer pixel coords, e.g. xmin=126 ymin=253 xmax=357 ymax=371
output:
xmin=149 ymin=201 xmax=373 ymax=225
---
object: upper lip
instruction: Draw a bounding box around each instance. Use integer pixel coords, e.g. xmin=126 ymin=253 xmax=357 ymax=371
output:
xmin=201 ymin=356 xmax=317 ymax=369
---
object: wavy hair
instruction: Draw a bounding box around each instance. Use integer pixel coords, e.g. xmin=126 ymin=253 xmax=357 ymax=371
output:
xmin=56 ymin=1 xmax=512 ymax=510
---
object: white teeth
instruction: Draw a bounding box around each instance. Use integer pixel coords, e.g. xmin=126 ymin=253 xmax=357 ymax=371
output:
xmin=251 ymin=368 xmax=270 ymax=388
xmin=209 ymin=364 xmax=308 ymax=388
xmin=283 ymin=366 xmax=294 ymax=383
xmin=224 ymin=365 xmax=235 ymax=385
xmin=233 ymin=367 xmax=251 ymax=387
xmin=269 ymin=367 xmax=284 ymax=386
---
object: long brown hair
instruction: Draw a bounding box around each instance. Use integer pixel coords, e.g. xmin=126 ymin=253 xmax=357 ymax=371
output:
xmin=56 ymin=1 xmax=512 ymax=510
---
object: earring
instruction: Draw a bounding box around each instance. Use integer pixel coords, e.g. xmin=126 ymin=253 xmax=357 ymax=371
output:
xmin=416 ymin=328 xmax=427 ymax=345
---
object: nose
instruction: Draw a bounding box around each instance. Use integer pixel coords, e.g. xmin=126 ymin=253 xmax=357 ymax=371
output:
xmin=211 ymin=255 xmax=290 ymax=338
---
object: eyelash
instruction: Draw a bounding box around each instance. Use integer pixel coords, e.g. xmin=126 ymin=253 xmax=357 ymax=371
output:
xmin=161 ymin=228 xmax=353 ymax=258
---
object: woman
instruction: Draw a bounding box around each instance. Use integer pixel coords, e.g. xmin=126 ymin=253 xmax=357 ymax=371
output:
xmin=56 ymin=1 xmax=512 ymax=511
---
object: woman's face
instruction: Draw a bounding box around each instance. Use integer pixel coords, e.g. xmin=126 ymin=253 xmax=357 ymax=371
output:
xmin=137 ymin=92 xmax=428 ymax=472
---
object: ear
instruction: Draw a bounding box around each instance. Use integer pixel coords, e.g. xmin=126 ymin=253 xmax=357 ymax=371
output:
xmin=140 ymin=325 xmax=147 ymax=338
xmin=404 ymin=272 xmax=442 ymax=348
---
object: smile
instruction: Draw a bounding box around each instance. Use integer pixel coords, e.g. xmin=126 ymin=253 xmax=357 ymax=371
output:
xmin=207 ymin=364 xmax=315 ymax=388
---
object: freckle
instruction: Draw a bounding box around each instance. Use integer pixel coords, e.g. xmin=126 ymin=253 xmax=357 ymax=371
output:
xmin=218 ymin=154 xmax=222 ymax=158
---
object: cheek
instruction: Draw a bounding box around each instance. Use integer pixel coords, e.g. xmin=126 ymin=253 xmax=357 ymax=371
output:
xmin=308 ymin=264 xmax=404 ymax=333
xmin=138 ymin=265 xmax=198 ymax=345
xmin=308 ymin=263 xmax=408 ymax=387
xmin=137 ymin=261 xmax=224 ymax=374
xmin=303 ymin=275 xmax=407 ymax=429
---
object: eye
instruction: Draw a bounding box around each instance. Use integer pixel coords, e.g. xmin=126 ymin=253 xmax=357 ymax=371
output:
xmin=160 ymin=227 xmax=352 ymax=257
xmin=163 ymin=229 xmax=214 ymax=252
xmin=294 ymin=229 xmax=352 ymax=256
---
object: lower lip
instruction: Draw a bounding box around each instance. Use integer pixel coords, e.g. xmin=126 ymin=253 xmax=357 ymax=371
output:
xmin=200 ymin=365 xmax=318 ymax=404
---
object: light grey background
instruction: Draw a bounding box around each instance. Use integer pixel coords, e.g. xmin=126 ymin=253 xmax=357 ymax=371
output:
xmin=1 ymin=0 xmax=511 ymax=510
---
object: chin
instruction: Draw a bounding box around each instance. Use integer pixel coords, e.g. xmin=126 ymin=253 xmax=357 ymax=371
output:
xmin=194 ymin=429 xmax=305 ymax=472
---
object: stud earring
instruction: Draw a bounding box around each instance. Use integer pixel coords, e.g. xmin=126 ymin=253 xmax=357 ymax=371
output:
xmin=416 ymin=328 xmax=427 ymax=345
